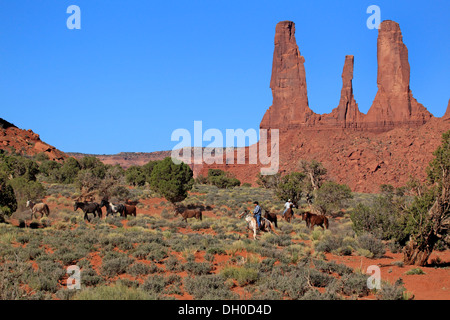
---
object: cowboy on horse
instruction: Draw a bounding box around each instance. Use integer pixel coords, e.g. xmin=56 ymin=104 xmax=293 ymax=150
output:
xmin=253 ymin=201 xmax=263 ymax=230
xmin=282 ymin=199 xmax=294 ymax=217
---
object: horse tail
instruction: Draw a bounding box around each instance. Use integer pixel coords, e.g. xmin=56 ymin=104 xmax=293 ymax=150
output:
xmin=270 ymin=222 xmax=278 ymax=235
xmin=324 ymin=216 xmax=329 ymax=229
xmin=199 ymin=210 xmax=202 ymax=221
xmin=44 ymin=204 xmax=50 ymax=216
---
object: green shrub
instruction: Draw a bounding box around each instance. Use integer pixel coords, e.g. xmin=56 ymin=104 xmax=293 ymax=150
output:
xmin=221 ymin=266 xmax=259 ymax=286
xmin=74 ymin=283 xmax=154 ymax=300
xmin=183 ymin=261 xmax=213 ymax=275
xmin=405 ymin=268 xmax=425 ymax=275
xmin=356 ymin=233 xmax=386 ymax=258
xmin=184 ymin=275 xmax=238 ymax=300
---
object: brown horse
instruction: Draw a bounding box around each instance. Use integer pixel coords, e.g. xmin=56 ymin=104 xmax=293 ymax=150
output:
xmin=123 ymin=204 xmax=137 ymax=218
xmin=301 ymin=211 xmax=329 ymax=230
xmin=284 ymin=203 xmax=295 ymax=223
xmin=175 ymin=208 xmax=202 ymax=223
xmin=263 ymin=210 xmax=278 ymax=228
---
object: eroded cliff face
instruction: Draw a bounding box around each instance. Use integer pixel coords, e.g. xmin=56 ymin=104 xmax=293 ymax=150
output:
xmin=260 ymin=20 xmax=434 ymax=132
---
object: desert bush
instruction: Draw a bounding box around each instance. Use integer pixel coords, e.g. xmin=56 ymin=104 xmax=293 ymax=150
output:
xmin=376 ymin=279 xmax=407 ymax=300
xmin=128 ymin=262 xmax=157 ymax=276
xmin=80 ymin=268 xmax=104 ymax=287
xmin=184 ymin=275 xmax=238 ymax=300
xmin=405 ymin=267 xmax=425 ymax=275
xmin=221 ymin=266 xmax=259 ymax=286
xmin=356 ymin=233 xmax=386 ymax=258
xmin=101 ymin=252 xmax=134 ymax=277
xmin=183 ymin=261 xmax=213 ymax=275
xmin=141 ymin=274 xmax=167 ymax=294
xmin=340 ymin=273 xmax=370 ymax=297
xmin=312 ymin=259 xmax=353 ymax=276
xmin=74 ymin=283 xmax=154 ymax=300
xmin=314 ymin=234 xmax=344 ymax=253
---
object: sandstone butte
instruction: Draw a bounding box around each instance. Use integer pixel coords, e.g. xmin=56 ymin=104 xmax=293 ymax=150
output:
xmin=197 ymin=20 xmax=450 ymax=192
xmin=1 ymin=20 xmax=449 ymax=193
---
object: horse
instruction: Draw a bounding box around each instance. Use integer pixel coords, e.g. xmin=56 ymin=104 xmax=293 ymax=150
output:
xmin=74 ymin=201 xmax=103 ymax=221
xmin=26 ymin=200 xmax=50 ymax=220
xmin=263 ymin=210 xmax=278 ymax=228
xmin=174 ymin=208 xmax=202 ymax=223
xmin=123 ymin=204 xmax=137 ymax=218
xmin=238 ymin=210 xmax=277 ymax=240
xmin=283 ymin=203 xmax=295 ymax=223
xmin=301 ymin=211 xmax=329 ymax=230
xmin=100 ymin=199 xmax=125 ymax=217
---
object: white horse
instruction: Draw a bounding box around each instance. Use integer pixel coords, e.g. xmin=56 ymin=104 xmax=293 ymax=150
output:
xmin=26 ymin=200 xmax=50 ymax=220
xmin=238 ymin=210 xmax=278 ymax=240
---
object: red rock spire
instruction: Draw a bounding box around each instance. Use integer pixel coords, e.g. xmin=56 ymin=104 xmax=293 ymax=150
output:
xmin=365 ymin=20 xmax=432 ymax=128
xmin=335 ymin=55 xmax=363 ymax=127
xmin=260 ymin=21 xmax=316 ymax=129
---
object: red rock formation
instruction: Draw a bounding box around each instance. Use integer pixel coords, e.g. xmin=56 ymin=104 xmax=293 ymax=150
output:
xmin=261 ymin=20 xmax=433 ymax=132
xmin=323 ymin=55 xmax=364 ymax=128
xmin=0 ymin=118 xmax=66 ymax=161
xmin=364 ymin=20 xmax=433 ymax=130
xmin=260 ymin=21 xmax=319 ymax=130
xmin=443 ymin=99 xmax=450 ymax=119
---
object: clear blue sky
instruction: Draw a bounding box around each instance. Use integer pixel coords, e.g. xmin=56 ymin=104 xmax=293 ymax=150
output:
xmin=0 ymin=0 xmax=448 ymax=154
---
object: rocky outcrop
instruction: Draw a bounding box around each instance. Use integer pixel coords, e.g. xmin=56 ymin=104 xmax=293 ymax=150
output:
xmin=364 ymin=20 xmax=433 ymax=130
xmin=0 ymin=118 xmax=66 ymax=161
xmin=260 ymin=20 xmax=434 ymax=132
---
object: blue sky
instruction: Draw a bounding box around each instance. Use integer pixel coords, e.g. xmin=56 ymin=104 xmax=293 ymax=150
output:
xmin=0 ymin=0 xmax=448 ymax=154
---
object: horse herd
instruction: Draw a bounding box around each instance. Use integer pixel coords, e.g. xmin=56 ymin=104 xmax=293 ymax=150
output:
xmin=26 ymin=199 xmax=137 ymax=222
xmin=25 ymin=199 xmax=328 ymax=240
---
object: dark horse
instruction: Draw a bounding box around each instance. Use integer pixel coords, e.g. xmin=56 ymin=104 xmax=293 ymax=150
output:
xmin=175 ymin=208 xmax=202 ymax=223
xmin=74 ymin=202 xmax=103 ymax=221
xmin=284 ymin=203 xmax=295 ymax=223
xmin=123 ymin=204 xmax=137 ymax=218
xmin=100 ymin=199 xmax=125 ymax=217
xmin=301 ymin=211 xmax=329 ymax=230
xmin=263 ymin=210 xmax=278 ymax=228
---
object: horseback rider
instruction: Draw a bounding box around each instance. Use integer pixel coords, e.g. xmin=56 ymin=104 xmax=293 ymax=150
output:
xmin=253 ymin=201 xmax=263 ymax=230
xmin=282 ymin=199 xmax=293 ymax=217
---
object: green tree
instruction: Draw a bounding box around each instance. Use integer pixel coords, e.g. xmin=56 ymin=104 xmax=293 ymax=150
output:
xmin=207 ymin=169 xmax=240 ymax=189
xmin=275 ymin=172 xmax=306 ymax=205
xmin=148 ymin=157 xmax=194 ymax=204
xmin=8 ymin=177 xmax=46 ymax=210
xmin=403 ymin=131 xmax=450 ymax=266
xmin=350 ymin=195 xmax=408 ymax=244
xmin=0 ymin=153 xmax=39 ymax=181
xmin=299 ymin=160 xmax=327 ymax=192
xmin=0 ymin=173 xmax=17 ymax=219
xmin=59 ymin=157 xmax=81 ymax=184
xmin=256 ymin=172 xmax=281 ymax=189
xmin=314 ymin=181 xmax=353 ymax=215
xmin=38 ymin=160 xmax=62 ymax=182
xmin=125 ymin=166 xmax=146 ymax=186
xmin=142 ymin=160 xmax=159 ymax=183
xmin=78 ymin=156 xmax=107 ymax=179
